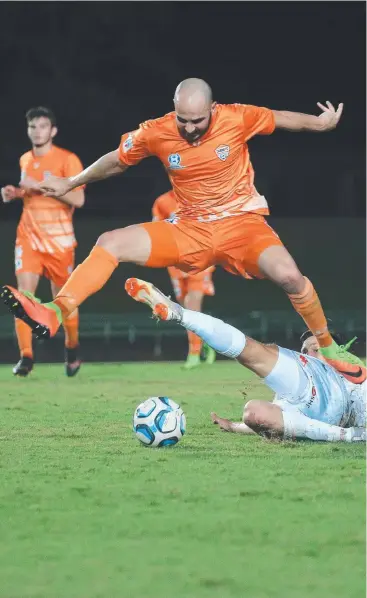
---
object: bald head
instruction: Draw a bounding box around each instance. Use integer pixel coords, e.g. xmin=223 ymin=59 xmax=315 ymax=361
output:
xmin=174 ymin=78 xmax=215 ymax=144
xmin=174 ymin=78 xmax=213 ymax=110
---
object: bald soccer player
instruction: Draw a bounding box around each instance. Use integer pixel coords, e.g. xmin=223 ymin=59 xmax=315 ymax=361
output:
xmin=2 ymin=79 xmax=364 ymax=382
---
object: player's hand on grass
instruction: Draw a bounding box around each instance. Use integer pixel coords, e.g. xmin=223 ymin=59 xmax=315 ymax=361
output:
xmin=317 ymin=101 xmax=343 ymax=131
xmin=1 ymin=185 xmax=24 ymax=203
xmin=37 ymin=175 xmax=73 ymax=198
xmin=211 ymin=412 xmax=233 ymax=432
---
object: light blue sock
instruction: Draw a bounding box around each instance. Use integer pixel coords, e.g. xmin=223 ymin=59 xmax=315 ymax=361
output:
xmin=180 ymin=310 xmax=246 ymax=358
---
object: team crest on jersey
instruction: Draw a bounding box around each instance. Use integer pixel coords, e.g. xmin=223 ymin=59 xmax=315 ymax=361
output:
xmin=168 ymin=153 xmax=184 ymax=170
xmin=123 ymin=134 xmax=134 ymax=153
xmin=215 ymin=144 xmax=230 ymax=161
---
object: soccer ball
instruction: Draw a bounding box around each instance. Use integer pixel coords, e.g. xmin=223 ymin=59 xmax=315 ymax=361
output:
xmin=133 ymin=397 xmax=186 ymax=448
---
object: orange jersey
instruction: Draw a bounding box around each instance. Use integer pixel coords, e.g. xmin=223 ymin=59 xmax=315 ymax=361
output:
xmin=119 ymin=104 xmax=275 ymax=221
xmin=18 ymin=145 xmax=83 ymax=253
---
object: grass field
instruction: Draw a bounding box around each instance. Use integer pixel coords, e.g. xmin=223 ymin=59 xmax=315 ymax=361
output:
xmin=0 ymin=361 xmax=365 ymax=598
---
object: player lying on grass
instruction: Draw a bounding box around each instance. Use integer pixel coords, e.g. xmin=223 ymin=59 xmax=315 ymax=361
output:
xmin=125 ymin=278 xmax=366 ymax=443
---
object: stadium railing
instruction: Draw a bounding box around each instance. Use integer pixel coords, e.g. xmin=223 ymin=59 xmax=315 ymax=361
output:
xmin=1 ymin=310 xmax=364 ymax=343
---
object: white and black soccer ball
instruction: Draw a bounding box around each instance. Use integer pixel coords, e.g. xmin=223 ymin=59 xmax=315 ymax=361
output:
xmin=133 ymin=397 xmax=186 ymax=448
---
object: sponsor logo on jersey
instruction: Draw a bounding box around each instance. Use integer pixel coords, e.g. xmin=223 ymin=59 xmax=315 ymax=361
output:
xmin=306 ymin=385 xmax=317 ymax=409
xmin=215 ymin=144 xmax=230 ymax=161
xmin=299 ymin=354 xmax=309 ymax=366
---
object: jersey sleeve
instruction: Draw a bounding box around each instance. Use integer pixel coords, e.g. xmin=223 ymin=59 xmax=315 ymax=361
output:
xmin=63 ymin=153 xmax=84 ymax=177
xmin=19 ymin=154 xmax=27 ymax=179
xmin=63 ymin=153 xmax=85 ymax=191
xmin=237 ymin=104 xmax=275 ymax=141
xmin=118 ymin=120 xmax=153 ymax=166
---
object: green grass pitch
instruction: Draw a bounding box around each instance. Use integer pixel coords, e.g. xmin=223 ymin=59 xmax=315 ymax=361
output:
xmin=0 ymin=362 xmax=365 ymax=598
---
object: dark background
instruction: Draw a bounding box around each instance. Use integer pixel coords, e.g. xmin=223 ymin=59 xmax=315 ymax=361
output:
xmin=0 ymin=2 xmax=365 ymax=361
xmin=0 ymin=1 xmax=365 ymax=219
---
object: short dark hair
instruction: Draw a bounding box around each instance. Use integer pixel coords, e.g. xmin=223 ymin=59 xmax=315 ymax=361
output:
xmin=26 ymin=106 xmax=56 ymax=127
xmin=300 ymin=329 xmax=342 ymax=345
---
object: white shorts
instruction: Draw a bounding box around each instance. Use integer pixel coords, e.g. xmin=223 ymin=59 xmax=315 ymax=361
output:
xmin=265 ymin=348 xmax=365 ymax=427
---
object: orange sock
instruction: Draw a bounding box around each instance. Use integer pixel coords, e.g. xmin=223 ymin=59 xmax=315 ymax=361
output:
xmin=54 ymin=246 xmax=118 ymax=317
xmin=188 ymin=331 xmax=202 ymax=355
xmin=15 ymin=318 xmax=33 ymax=358
xmin=63 ymin=309 xmax=79 ymax=349
xmin=288 ymin=277 xmax=333 ymax=347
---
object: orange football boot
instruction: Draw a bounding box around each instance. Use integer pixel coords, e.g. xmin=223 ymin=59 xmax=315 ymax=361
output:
xmin=1 ymin=286 xmax=62 ymax=340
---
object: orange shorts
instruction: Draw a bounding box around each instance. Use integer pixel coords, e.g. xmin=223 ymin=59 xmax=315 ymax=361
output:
xmin=142 ymin=213 xmax=283 ymax=279
xmin=168 ymin=266 xmax=215 ymax=302
xmin=15 ymin=236 xmax=75 ymax=288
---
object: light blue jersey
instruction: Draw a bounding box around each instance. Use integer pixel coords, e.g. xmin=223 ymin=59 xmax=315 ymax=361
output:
xmin=266 ymin=348 xmax=366 ymax=427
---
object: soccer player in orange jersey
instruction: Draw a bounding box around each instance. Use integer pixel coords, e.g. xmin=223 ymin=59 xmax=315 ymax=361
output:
xmin=2 ymin=80 xmax=364 ymax=383
xmin=152 ymin=189 xmax=216 ymax=369
xmin=1 ymin=107 xmax=84 ymax=377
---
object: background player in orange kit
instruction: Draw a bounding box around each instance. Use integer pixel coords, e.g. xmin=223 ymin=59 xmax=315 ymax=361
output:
xmin=1 ymin=107 xmax=85 ymax=377
xmin=152 ymin=189 xmax=216 ymax=369
xmin=2 ymin=80 xmax=364 ymax=382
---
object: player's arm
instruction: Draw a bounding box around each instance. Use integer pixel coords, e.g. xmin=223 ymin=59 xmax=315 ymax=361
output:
xmin=37 ymin=150 xmax=126 ymax=199
xmin=273 ymin=101 xmax=343 ymax=132
xmin=70 ymin=150 xmax=126 ymax=187
xmin=211 ymin=413 xmax=257 ymax=435
xmin=37 ymin=124 xmax=153 ymax=199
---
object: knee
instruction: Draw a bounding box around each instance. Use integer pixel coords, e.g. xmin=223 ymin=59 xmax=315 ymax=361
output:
xmin=96 ymin=227 xmax=133 ymax=260
xmin=96 ymin=230 xmax=121 ymax=254
xmin=243 ymin=400 xmax=265 ymax=427
xmin=96 ymin=225 xmax=151 ymax=264
xmin=274 ymin=266 xmax=304 ymax=294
